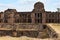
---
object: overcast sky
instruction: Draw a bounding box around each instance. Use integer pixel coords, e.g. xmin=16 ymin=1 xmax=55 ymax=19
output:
xmin=0 ymin=0 xmax=60 ymax=12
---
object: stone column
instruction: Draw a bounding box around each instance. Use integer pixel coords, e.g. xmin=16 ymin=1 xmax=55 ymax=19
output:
xmin=27 ymin=14 xmax=28 ymax=23
xmin=42 ymin=12 xmax=46 ymax=24
xmin=8 ymin=13 xmax=15 ymax=24
xmin=1 ymin=12 xmax=4 ymax=23
xmin=31 ymin=13 xmax=35 ymax=24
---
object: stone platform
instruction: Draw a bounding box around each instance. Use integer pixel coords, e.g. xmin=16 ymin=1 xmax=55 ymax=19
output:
xmin=0 ymin=23 xmax=58 ymax=38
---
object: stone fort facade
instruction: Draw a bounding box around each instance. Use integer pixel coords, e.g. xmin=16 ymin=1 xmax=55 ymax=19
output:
xmin=0 ymin=2 xmax=59 ymax=38
xmin=0 ymin=2 xmax=60 ymax=24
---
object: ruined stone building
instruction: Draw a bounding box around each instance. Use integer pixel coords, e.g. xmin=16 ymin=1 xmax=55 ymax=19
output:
xmin=0 ymin=2 xmax=59 ymax=38
xmin=0 ymin=2 xmax=60 ymax=23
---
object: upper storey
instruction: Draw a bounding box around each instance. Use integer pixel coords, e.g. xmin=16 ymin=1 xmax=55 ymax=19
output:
xmin=34 ymin=2 xmax=44 ymax=9
xmin=33 ymin=2 xmax=45 ymax=12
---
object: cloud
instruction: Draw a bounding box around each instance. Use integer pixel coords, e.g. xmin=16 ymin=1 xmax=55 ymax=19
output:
xmin=43 ymin=0 xmax=60 ymax=12
xmin=0 ymin=0 xmax=60 ymax=12
xmin=53 ymin=1 xmax=60 ymax=8
xmin=0 ymin=0 xmax=37 ymax=12
xmin=17 ymin=0 xmax=37 ymax=5
xmin=0 ymin=3 xmax=16 ymax=12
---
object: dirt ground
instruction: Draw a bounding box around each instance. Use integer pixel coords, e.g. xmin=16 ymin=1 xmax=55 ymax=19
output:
xmin=0 ymin=36 xmax=60 ymax=40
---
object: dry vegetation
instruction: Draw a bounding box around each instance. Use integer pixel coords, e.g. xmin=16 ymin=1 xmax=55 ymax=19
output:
xmin=47 ymin=23 xmax=60 ymax=34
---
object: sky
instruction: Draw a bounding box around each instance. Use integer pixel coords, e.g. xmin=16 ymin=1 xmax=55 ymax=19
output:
xmin=0 ymin=0 xmax=60 ymax=12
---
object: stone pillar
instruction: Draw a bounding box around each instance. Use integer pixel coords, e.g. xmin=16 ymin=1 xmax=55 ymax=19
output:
xmin=1 ymin=12 xmax=4 ymax=23
xmin=7 ymin=13 xmax=15 ymax=24
xmin=31 ymin=13 xmax=35 ymax=23
xmin=42 ymin=12 xmax=46 ymax=24
xmin=27 ymin=14 xmax=28 ymax=23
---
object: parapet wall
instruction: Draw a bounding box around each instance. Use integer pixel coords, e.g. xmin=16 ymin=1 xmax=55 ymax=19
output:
xmin=0 ymin=23 xmax=43 ymax=31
